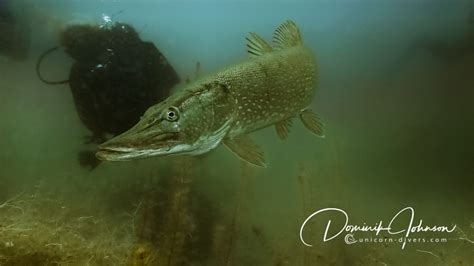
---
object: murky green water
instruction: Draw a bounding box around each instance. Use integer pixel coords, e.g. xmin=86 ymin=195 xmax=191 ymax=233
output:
xmin=0 ymin=0 xmax=473 ymax=265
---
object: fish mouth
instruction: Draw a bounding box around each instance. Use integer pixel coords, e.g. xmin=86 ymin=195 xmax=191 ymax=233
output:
xmin=96 ymin=144 xmax=177 ymax=161
xmin=95 ymin=147 xmax=138 ymax=161
xmin=96 ymin=133 xmax=182 ymax=161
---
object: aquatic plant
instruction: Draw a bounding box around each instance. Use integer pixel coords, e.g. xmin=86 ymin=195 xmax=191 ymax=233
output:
xmin=212 ymin=161 xmax=251 ymax=265
xmin=128 ymin=157 xmax=194 ymax=265
xmin=296 ymin=162 xmax=318 ymax=266
xmin=0 ymin=190 xmax=134 ymax=265
xmin=129 ymin=156 xmax=220 ymax=265
xmin=128 ymin=241 xmax=156 ymax=266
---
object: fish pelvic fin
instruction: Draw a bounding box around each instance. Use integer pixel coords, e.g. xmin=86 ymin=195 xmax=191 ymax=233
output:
xmin=273 ymin=20 xmax=302 ymax=49
xmin=300 ymin=109 xmax=325 ymax=137
xmin=246 ymin=32 xmax=273 ymax=57
xmin=224 ymin=135 xmax=267 ymax=167
xmin=275 ymin=118 xmax=293 ymax=140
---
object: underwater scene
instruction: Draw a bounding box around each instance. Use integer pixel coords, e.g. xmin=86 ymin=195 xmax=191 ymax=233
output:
xmin=0 ymin=0 xmax=473 ymax=265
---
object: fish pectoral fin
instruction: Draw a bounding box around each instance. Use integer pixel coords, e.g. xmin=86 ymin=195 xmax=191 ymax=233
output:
xmin=275 ymin=118 xmax=293 ymax=139
xmin=246 ymin=32 xmax=273 ymax=57
xmin=224 ymin=135 xmax=267 ymax=167
xmin=300 ymin=109 xmax=325 ymax=137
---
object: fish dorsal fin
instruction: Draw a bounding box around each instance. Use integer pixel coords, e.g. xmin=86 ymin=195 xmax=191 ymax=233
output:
xmin=224 ymin=135 xmax=267 ymax=167
xmin=273 ymin=20 xmax=302 ymax=49
xmin=300 ymin=109 xmax=325 ymax=137
xmin=246 ymin=32 xmax=273 ymax=57
xmin=275 ymin=118 xmax=293 ymax=139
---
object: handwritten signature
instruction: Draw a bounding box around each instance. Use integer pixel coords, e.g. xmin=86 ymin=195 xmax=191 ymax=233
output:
xmin=299 ymin=207 xmax=456 ymax=249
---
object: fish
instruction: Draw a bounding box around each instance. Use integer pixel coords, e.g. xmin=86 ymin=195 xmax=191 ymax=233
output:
xmin=96 ymin=20 xmax=324 ymax=167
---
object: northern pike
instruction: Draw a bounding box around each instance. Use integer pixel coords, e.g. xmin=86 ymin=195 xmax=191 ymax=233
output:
xmin=96 ymin=20 xmax=324 ymax=167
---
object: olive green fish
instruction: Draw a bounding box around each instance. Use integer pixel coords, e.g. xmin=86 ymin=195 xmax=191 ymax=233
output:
xmin=96 ymin=20 xmax=324 ymax=167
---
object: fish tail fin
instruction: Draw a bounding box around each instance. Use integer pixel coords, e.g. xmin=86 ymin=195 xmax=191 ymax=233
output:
xmin=273 ymin=20 xmax=302 ymax=49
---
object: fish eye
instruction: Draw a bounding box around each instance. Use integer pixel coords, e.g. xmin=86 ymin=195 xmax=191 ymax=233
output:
xmin=165 ymin=106 xmax=179 ymax=122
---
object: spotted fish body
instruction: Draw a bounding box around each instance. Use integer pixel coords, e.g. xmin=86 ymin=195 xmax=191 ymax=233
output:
xmin=215 ymin=44 xmax=316 ymax=138
xmin=96 ymin=20 xmax=324 ymax=166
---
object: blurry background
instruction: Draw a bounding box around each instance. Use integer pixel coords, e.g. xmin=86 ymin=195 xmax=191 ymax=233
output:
xmin=0 ymin=0 xmax=472 ymax=265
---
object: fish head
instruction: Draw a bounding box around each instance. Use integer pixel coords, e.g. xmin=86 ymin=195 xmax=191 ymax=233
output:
xmin=96 ymin=81 xmax=235 ymax=161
